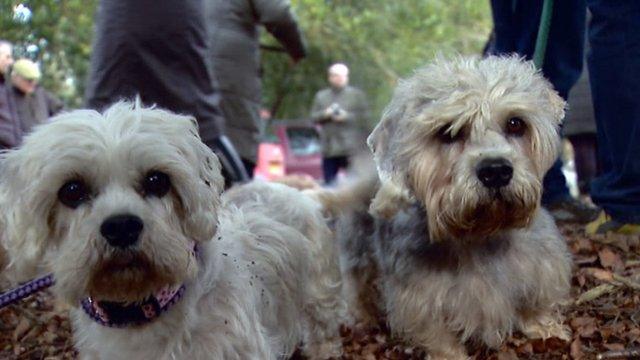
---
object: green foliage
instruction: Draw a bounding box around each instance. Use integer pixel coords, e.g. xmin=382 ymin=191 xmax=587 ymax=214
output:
xmin=0 ymin=0 xmax=97 ymax=107
xmin=0 ymin=0 xmax=491 ymax=126
xmin=262 ymin=0 xmax=492 ymax=129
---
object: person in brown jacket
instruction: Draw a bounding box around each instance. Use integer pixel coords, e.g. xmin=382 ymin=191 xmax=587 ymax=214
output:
xmin=0 ymin=40 xmax=21 ymax=150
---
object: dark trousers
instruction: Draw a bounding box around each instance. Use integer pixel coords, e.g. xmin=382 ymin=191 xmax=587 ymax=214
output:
xmin=490 ymin=0 xmax=586 ymax=205
xmin=322 ymin=156 xmax=349 ymax=185
xmin=491 ymin=0 xmax=640 ymax=222
xmin=587 ymin=0 xmax=640 ymax=222
xmin=568 ymin=134 xmax=598 ymax=195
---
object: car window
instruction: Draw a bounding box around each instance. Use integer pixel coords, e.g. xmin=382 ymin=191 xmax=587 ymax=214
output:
xmin=286 ymin=127 xmax=322 ymax=156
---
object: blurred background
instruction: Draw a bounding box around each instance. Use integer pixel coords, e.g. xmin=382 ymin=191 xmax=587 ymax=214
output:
xmin=0 ymin=0 xmax=492 ymax=128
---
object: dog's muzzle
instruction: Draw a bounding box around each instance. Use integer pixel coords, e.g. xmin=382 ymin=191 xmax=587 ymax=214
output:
xmin=100 ymin=214 xmax=144 ymax=248
xmin=476 ymin=158 xmax=513 ymax=189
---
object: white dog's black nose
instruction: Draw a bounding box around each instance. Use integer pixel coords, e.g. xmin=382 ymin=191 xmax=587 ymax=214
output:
xmin=100 ymin=214 xmax=144 ymax=248
xmin=476 ymin=158 xmax=513 ymax=188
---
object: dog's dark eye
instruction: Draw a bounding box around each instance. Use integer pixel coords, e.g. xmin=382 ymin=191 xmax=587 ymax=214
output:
xmin=58 ymin=180 xmax=90 ymax=209
xmin=436 ymin=125 xmax=464 ymax=144
xmin=505 ymin=117 xmax=526 ymax=137
xmin=142 ymin=171 xmax=171 ymax=198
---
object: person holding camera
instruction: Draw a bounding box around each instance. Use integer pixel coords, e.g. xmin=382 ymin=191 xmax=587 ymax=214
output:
xmin=310 ymin=63 xmax=370 ymax=185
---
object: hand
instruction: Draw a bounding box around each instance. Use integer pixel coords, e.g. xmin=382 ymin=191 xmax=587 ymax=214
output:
xmin=333 ymin=109 xmax=348 ymax=122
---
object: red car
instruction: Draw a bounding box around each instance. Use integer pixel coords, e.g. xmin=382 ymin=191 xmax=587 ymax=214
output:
xmin=254 ymin=121 xmax=323 ymax=181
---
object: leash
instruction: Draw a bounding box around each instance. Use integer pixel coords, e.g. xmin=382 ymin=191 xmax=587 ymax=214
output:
xmin=0 ymin=273 xmax=55 ymax=309
xmin=533 ymin=0 xmax=554 ymax=69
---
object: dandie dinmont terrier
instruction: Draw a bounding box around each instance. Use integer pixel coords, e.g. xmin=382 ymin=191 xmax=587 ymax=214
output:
xmin=0 ymin=102 xmax=346 ymax=359
xmin=323 ymin=56 xmax=572 ymax=359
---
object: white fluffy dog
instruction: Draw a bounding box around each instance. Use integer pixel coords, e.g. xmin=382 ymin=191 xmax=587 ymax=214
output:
xmin=0 ymin=102 xmax=345 ymax=359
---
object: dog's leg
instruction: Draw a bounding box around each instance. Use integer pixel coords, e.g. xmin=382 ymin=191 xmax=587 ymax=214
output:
xmin=385 ymin=283 xmax=468 ymax=360
xmin=519 ymin=308 xmax=571 ymax=341
xmin=408 ymin=323 xmax=468 ymax=360
xmin=301 ymin=224 xmax=348 ymax=359
xmin=342 ymin=261 xmax=382 ymax=326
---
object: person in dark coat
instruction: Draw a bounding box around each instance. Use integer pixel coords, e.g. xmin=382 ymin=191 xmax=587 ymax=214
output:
xmin=85 ymin=0 xmax=248 ymax=183
xmin=10 ymin=59 xmax=63 ymax=134
xmin=0 ymin=40 xmax=21 ymax=150
xmin=207 ymin=0 xmax=306 ymax=175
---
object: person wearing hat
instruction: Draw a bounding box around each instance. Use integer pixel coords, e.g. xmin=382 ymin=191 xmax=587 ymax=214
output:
xmin=0 ymin=39 xmax=22 ymax=149
xmin=11 ymin=58 xmax=63 ymax=134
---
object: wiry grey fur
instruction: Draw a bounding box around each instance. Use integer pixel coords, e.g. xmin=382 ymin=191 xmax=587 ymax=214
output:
xmin=326 ymin=56 xmax=573 ymax=359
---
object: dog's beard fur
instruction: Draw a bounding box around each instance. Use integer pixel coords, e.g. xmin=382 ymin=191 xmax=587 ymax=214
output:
xmin=87 ymin=251 xmax=183 ymax=303
xmin=407 ymin=138 xmax=542 ymax=242
xmin=50 ymin=202 xmax=200 ymax=304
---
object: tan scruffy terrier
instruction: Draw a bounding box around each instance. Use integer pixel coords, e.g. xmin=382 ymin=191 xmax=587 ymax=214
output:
xmin=319 ymin=55 xmax=572 ymax=359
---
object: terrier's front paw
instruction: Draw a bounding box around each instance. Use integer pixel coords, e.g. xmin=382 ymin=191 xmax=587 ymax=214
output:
xmin=521 ymin=313 xmax=571 ymax=341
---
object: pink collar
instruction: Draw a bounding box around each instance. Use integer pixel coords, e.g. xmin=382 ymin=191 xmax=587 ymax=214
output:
xmin=81 ymin=283 xmax=186 ymax=327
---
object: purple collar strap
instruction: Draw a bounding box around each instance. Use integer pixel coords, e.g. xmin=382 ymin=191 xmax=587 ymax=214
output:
xmin=81 ymin=284 xmax=186 ymax=328
xmin=81 ymin=241 xmax=198 ymax=328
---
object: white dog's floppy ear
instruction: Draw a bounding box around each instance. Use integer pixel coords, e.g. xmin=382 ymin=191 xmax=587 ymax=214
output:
xmin=181 ymin=118 xmax=225 ymax=242
xmin=0 ymin=150 xmax=55 ymax=282
xmin=366 ymin=104 xmax=414 ymax=218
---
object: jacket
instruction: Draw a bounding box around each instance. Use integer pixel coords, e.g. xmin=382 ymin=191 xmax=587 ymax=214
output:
xmin=207 ymin=0 xmax=306 ymax=162
xmin=13 ymin=86 xmax=63 ymax=134
xmin=85 ymin=0 xmax=225 ymax=143
xmin=310 ymin=85 xmax=369 ymax=157
xmin=0 ymin=74 xmax=21 ymax=149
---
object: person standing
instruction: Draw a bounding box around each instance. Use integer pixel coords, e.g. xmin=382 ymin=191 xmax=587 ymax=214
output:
xmin=584 ymin=0 xmax=640 ymax=234
xmin=489 ymin=0 xmax=599 ymax=224
xmin=491 ymin=0 xmax=640 ymax=234
xmin=310 ymin=63 xmax=370 ymax=185
xmin=10 ymin=59 xmax=63 ymax=133
xmin=85 ymin=0 xmax=248 ymax=184
xmin=0 ymin=40 xmax=21 ymax=150
xmin=207 ymin=0 xmax=307 ymax=175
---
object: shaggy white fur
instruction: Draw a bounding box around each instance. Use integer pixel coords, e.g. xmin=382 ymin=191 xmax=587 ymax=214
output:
xmin=0 ymin=102 xmax=346 ymax=359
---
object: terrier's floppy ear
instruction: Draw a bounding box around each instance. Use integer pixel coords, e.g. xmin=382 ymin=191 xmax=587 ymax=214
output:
xmin=366 ymin=104 xmax=414 ymax=218
xmin=544 ymin=87 xmax=566 ymax=124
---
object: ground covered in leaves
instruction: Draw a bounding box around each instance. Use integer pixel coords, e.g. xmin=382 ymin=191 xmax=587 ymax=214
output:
xmin=1 ymin=223 xmax=639 ymax=359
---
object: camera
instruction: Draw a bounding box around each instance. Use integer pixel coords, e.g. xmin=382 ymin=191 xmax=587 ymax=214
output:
xmin=329 ymin=103 xmax=341 ymax=117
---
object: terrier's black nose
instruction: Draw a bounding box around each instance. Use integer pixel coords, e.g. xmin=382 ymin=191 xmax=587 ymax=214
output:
xmin=476 ymin=158 xmax=513 ymax=188
xmin=100 ymin=214 xmax=144 ymax=248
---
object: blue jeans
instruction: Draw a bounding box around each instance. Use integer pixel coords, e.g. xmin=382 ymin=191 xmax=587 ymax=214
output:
xmin=587 ymin=0 xmax=640 ymax=223
xmin=490 ymin=0 xmax=587 ymax=205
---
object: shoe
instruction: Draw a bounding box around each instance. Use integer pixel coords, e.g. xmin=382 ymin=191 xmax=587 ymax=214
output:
xmin=585 ymin=211 xmax=640 ymax=235
xmin=546 ymin=197 xmax=600 ymax=223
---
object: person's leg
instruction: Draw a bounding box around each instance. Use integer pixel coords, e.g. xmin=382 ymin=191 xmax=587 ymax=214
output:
xmin=323 ymin=157 xmax=340 ymax=185
xmin=586 ymin=0 xmax=640 ymax=232
xmin=541 ymin=159 xmax=571 ymax=204
xmin=568 ymin=134 xmax=598 ymax=195
xmin=491 ymin=0 xmax=589 ymax=216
